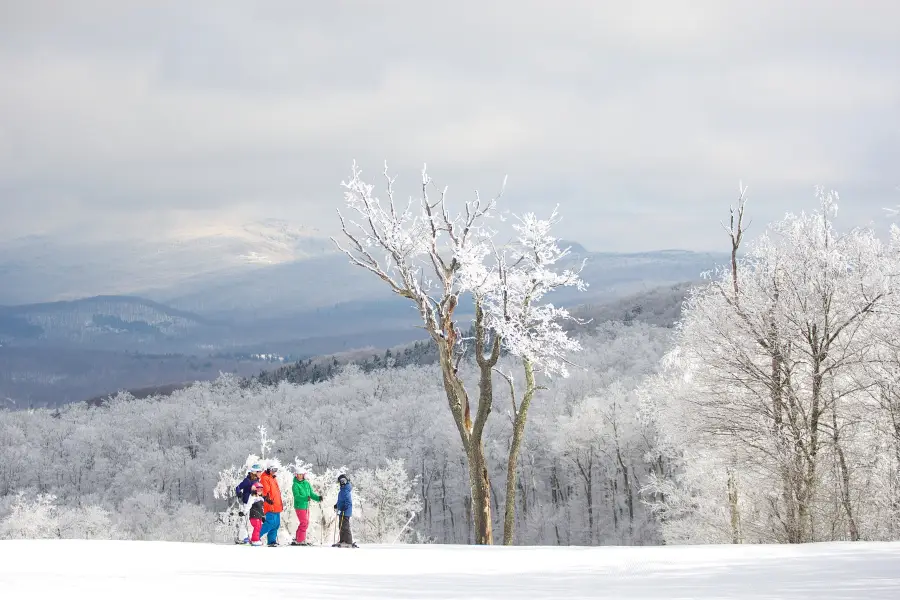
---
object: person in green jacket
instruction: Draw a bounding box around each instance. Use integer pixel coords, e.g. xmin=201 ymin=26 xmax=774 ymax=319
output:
xmin=291 ymin=467 xmax=322 ymax=545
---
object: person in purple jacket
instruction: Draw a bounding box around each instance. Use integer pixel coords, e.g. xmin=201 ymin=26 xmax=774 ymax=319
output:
xmin=233 ymin=464 xmax=263 ymax=544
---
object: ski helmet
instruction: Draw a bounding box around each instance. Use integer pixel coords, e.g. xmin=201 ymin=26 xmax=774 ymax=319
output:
xmin=249 ymin=464 xmax=263 ymax=473
xmin=251 ymin=482 xmax=263 ymax=491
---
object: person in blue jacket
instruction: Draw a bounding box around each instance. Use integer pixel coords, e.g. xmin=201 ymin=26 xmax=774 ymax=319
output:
xmin=233 ymin=464 xmax=263 ymax=544
xmin=333 ymin=473 xmax=357 ymax=547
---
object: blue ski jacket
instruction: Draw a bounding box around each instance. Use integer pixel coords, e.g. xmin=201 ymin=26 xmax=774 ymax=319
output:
xmin=235 ymin=474 xmax=255 ymax=504
xmin=336 ymin=482 xmax=353 ymax=516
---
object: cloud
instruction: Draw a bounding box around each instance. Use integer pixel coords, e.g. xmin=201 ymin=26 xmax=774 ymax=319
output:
xmin=1 ymin=0 xmax=898 ymax=251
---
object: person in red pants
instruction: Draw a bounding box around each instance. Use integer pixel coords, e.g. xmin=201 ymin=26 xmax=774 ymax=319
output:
xmin=291 ymin=467 xmax=322 ymax=545
xmin=248 ymin=482 xmax=266 ymax=546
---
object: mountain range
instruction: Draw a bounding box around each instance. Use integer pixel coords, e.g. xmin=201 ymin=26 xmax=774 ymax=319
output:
xmin=0 ymin=220 xmax=730 ymax=407
xmin=0 ymin=219 xmax=337 ymax=306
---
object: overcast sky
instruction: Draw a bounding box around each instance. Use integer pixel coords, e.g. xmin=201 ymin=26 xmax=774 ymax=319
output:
xmin=1 ymin=0 xmax=898 ymax=252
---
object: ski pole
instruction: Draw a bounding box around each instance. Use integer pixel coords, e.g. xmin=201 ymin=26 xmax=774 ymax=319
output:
xmin=391 ymin=511 xmax=417 ymax=544
xmin=333 ymin=513 xmax=339 ymax=545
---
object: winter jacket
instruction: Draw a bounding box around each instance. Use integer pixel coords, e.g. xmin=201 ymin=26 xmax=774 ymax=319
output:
xmin=336 ymin=482 xmax=353 ymax=517
xmin=292 ymin=478 xmax=322 ymax=510
xmin=235 ymin=474 xmax=256 ymax=504
xmin=260 ymin=471 xmax=283 ymax=513
xmin=248 ymin=495 xmax=266 ymax=520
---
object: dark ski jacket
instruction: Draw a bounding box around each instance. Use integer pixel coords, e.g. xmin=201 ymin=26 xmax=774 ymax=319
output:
xmin=235 ymin=474 xmax=255 ymax=504
xmin=248 ymin=496 xmax=265 ymax=520
xmin=336 ymin=482 xmax=353 ymax=517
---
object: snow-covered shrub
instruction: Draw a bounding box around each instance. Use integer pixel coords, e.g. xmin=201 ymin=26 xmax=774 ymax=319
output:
xmin=0 ymin=492 xmax=59 ymax=539
xmin=115 ymin=491 xmax=169 ymax=540
xmin=354 ymin=459 xmax=422 ymax=543
xmin=58 ymin=505 xmax=116 ymax=540
xmin=166 ymin=503 xmax=220 ymax=543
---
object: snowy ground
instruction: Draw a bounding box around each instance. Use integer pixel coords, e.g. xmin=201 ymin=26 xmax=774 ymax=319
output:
xmin=1 ymin=540 xmax=899 ymax=598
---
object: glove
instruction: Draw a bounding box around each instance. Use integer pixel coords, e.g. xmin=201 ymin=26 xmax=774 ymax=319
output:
xmin=265 ymin=496 xmax=273 ymax=504
xmin=238 ymin=511 xmax=245 ymax=517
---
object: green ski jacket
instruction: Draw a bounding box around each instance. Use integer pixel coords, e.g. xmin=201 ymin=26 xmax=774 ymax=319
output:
xmin=292 ymin=478 xmax=322 ymax=509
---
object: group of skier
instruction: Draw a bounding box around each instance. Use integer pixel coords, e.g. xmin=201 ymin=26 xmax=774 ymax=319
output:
xmin=233 ymin=461 xmax=356 ymax=548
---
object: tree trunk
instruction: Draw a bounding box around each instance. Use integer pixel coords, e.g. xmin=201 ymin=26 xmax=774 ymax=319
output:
xmin=576 ymin=452 xmax=594 ymax=541
xmin=518 ymin=472 xmax=528 ymax=523
xmin=503 ymin=358 xmax=537 ymax=545
xmin=466 ymin=442 xmax=493 ymax=544
xmin=615 ymin=443 xmax=634 ymax=537
xmin=432 ymin=300 xmax=499 ymax=545
xmin=831 ymin=408 xmax=859 ymax=541
xmin=892 ymin=398 xmax=900 ymax=536
xmin=608 ymin=475 xmax=617 ymax=534
xmin=798 ymin=358 xmax=824 ymax=543
xmin=421 ymin=456 xmax=430 ymax=535
xmin=463 ymin=494 xmax=471 ymax=545
xmin=726 ymin=468 xmax=741 ymax=543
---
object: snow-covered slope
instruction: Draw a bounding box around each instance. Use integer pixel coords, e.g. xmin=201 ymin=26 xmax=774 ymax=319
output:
xmin=1 ymin=539 xmax=898 ymax=598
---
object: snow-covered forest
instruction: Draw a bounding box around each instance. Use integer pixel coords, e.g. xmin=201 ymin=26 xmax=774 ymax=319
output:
xmin=0 ymin=322 xmax=670 ymax=545
xmin=3 ymin=189 xmax=900 ymax=547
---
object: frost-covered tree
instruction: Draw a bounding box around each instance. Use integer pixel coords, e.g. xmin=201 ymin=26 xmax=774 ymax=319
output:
xmin=644 ymin=188 xmax=897 ymax=543
xmin=480 ymin=208 xmax=586 ymax=544
xmin=333 ymin=162 xmax=585 ymax=544
xmin=58 ymin=505 xmax=115 ymax=540
xmin=0 ymin=492 xmax=116 ymax=540
xmin=354 ymin=459 xmax=423 ymax=543
xmin=0 ymin=492 xmax=59 ymax=539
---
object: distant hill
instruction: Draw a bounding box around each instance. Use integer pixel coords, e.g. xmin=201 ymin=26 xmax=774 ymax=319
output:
xmin=0 ymin=295 xmax=215 ymax=352
xmin=567 ymin=281 xmax=695 ymax=333
xmin=0 ymin=346 xmax=276 ymax=408
xmin=31 ymin=279 xmax=695 ymax=408
xmin=0 ymin=244 xmax=727 ymax=408
xmin=150 ymin=247 xmax=728 ymax=320
xmin=246 ymin=280 xmax=694 ymax=389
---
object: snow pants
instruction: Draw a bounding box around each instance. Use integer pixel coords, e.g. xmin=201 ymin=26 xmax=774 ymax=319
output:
xmin=258 ymin=511 xmax=281 ymax=544
xmin=295 ymin=508 xmax=310 ymax=543
xmin=250 ymin=518 xmax=262 ymax=543
xmin=235 ymin=501 xmax=250 ymax=542
xmin=338 ymin=514 xmax=353 ymax=545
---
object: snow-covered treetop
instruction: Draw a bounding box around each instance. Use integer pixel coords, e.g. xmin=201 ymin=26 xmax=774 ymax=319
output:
xmin=334 ymin=161 xmax=497 ymax=306
xmin=333 ymin=162 xmax=586 ymax=377
xmin=473 ymin=209 xmax=588 ymax=377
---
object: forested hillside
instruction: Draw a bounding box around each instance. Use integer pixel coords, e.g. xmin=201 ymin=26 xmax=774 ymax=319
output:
xmin=248 ymin=282 xmax=692 ymax=388
xmin=0 ymin=322 xmax=670 ymax=545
